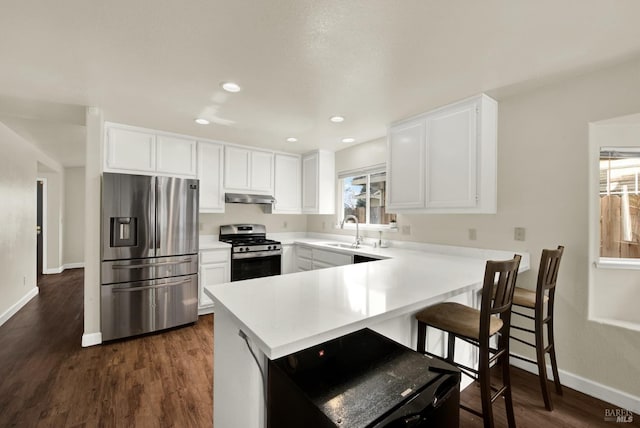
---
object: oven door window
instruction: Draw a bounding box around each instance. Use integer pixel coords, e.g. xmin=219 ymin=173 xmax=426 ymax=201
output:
xmin=232 ymin=255 xmax=282 ymax=281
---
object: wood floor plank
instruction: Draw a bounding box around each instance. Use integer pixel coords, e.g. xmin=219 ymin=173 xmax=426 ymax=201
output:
xmin=0 ymin=269 xmax=636 ymax=427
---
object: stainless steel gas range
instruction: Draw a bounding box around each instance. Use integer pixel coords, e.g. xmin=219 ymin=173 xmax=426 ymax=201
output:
xmin=219 ymin=224 xmax=282 ymax=281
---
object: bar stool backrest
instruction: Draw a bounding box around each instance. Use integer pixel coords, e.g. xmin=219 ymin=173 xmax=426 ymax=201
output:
xmin=538 ymin=246 xmax=564 ymax=305
xmin=480 ymin=254 xmax=522 ymax=342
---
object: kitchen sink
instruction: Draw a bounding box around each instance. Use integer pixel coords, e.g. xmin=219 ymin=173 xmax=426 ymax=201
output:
xmin=324 ymin=242 xmax=359 ymax=249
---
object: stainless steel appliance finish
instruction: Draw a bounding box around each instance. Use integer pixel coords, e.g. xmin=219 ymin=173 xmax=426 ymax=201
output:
xmin=224 ymin=193 xmax=276 ymax=205
xmin=219 ymin=224 xmax=282 ymax=281
xmin=101 ymin=172 xmax=199 ymax=341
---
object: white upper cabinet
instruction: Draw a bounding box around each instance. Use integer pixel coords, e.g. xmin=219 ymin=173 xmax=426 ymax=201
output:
xmin=272 ymin=153 xmax=301 ymax=213
xmin=224 ymin=146 xmax=274 ymax=195
xmin=387 ymin=121 xmax=425 ymax=209
xmin=105 ymin=127 xmax=156 ymax=173
xmin=156 ymin=135 xmax=197 ymax=176
xmin=387 ymin=94 xmax=497 ymax=214
xmin=250 ymin=150 xmax=275 ymax=193
xmin=104 ymin=123 xmax=197 ymax=177
xmin=198 ymin=141 xmax=224 ymax=213
xmin=302 ymin=150 xmax=335 ymax=214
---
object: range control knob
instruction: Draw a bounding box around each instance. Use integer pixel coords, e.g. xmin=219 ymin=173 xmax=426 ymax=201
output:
xmin=238 ymin=247 xmax=244 ymax=252
xmin=268 ymin=245 xmax=272 ymax=250
xmin=245 ymin=247 xmax=250 ymax=252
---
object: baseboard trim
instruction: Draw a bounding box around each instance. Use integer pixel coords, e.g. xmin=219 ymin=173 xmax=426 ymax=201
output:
xmin=510 ymin=353 xmax=640 ymax=413
xmin=44 ymin=263 xmax=85 ymax=275
xmin=0 ymin=287 xmax=39 ymax=327
xmin=81 ymin=332 xmax=102 ymax=347
xmin=63 ymin=262 xmax=84 ymax=270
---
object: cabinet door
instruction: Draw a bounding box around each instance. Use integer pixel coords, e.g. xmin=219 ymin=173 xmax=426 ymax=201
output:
xmin=200 ymin=262 xmax=229 ymax=308
xmin=224 ymin=147 xmax=251 ymax=190
xmin=302 ymin=153 xmax=318 ymax=213
xmin=387 ymin=121 xmax=425 ymax=209
xmin=281 ymin=245 xmax=295 ymax=274
xmin=105 ymin=127 xmax=156 ymax=172
xmin=198 ymin=142 xmax=224 ymax=212
xmin=250 ymin=151 xmax=274 ymax=194
xmin=273 ymin=154 xmax=301 ymax=213
xmin=156 ymin=135 xmax=197 ymax=176
xmin=425 ymin=102 xmax=477 ymax=208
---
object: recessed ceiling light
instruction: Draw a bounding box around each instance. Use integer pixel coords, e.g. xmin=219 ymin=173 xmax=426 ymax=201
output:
xmin=341 ymin=137 xmax=355 ymax=143
xmin=330 ymin=115 xmax=345 ymax=123
xmin=195 ymin=118 xmax=210 ymax=125
xmin=286 ymin=137 xmax=298 ymax=143
xmin=221 ymin=82 xmax=241 ymax=93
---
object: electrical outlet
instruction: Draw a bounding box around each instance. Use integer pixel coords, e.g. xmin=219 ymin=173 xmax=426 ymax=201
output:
xmin=283 ymin=221 xmax=288 ymax=228
xmin=401 ymin=225 xmax=411 ymax=235
xmin=514 ymin=227 xmax=526 ymax=241
xmin=468 ymin=228 xmax=477 ymax=240
xmin=322 ymin=221 xmax=326 ymax=230
xmin=23 ymin=276 xmax=26 ymax=286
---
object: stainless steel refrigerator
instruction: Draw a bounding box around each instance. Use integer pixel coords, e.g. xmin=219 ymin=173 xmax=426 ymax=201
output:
xmin=101 ymin=172 xmax=199 ymax=341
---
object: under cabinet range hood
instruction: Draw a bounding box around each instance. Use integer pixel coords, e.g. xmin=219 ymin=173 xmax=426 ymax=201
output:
xmin=224 ymin=192 xmax=276 ymax=205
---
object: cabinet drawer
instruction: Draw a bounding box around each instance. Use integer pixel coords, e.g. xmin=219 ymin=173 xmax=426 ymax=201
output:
xmin=296 ymin=246 xmax=313 ymax=260
xmin=313 ymin=249 xmax=352 ymax=266
xmin=200 ymin=250 xmax=229 ymax=264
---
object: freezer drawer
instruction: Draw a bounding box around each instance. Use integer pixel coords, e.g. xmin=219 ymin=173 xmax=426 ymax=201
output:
xmin=101 ymin=274 xmax=198 ymax=341
xmin=102 ymin=254 xmax=198 ymax=285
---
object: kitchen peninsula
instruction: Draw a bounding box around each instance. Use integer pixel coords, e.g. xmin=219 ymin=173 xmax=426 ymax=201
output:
xmin=204 ymin=242 xmax=529 ymax=428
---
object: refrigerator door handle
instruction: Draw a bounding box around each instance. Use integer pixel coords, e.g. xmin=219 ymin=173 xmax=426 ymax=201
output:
xmin=111 ymin=278 xmax=193 ymax=293
xmin=110 ymin=258 xmax=193 ymax=270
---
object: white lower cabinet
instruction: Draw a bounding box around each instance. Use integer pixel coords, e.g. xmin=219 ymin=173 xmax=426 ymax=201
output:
xmin=199 ymin=248 xmax=230 ymax=314
xmin=281 ymin=244 xmax=296 ymax=274
xmin=295 ymin=245 xmax=353 ymax=272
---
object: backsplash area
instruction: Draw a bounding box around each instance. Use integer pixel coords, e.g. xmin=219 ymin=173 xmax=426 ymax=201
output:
xmin=199 ymin=203 xmax=308 ymax=235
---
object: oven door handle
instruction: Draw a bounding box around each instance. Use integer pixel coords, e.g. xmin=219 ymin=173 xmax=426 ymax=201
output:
xmin=232 ymin=251 xmax=282 ymax=259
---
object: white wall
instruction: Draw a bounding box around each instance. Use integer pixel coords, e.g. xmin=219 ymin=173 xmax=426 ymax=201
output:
xmin=0 ymin=121 xmax=62 ymax=325
xmin=308 ymin=56 xmax=640 ymax=400
xmin=200 ymin=203 xmax=308 ymax=236
xmin=63 ymin=166 xmax=85 ymax=266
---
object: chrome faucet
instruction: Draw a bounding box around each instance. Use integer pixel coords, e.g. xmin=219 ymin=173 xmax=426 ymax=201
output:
xmin=340 ymin=215 xmax=361 ymax=248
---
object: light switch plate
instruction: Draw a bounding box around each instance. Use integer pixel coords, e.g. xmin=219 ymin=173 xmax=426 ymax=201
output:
xmin=514 ymin=227 xmax=526 ymax=241
xmin=401 ymin=225 xmax=411 ymax=235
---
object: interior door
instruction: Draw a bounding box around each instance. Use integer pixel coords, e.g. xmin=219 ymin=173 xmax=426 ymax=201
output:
xmin=37 ymin=180 xmax=43 ymax=281
xmin=156 ymin=176 xmax=199 ymax=256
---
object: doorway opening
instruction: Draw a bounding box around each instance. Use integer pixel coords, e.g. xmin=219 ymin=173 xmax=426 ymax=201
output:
xmin=36 ymin=177 xmax=47 ymax=285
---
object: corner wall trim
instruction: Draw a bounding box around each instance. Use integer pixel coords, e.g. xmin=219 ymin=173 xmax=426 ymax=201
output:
xmin=81 ymin=332 xmax=102 ymax=347
xmin=510 ymin=353 xmax=640 ymax=413
xmin=0 ymin=287 xmax=39 ymax=327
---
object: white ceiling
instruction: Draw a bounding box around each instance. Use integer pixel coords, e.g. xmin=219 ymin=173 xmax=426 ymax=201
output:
xmin=2 ymin=1 xmax=640 ymax=166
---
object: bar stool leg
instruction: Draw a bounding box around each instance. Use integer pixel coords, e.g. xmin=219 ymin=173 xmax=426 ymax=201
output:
xmin=446 ymin=332 xmax=456 ymax=363
xmin=478 ymin=339 xmax=494 ymax=428
xmin=417 ymin=321 xmax=427 ymax=354
xmin=548 ymin=316 xmax=563 ymax=395
xmin=500 ymin=342 xmax=517 ymax=428
xmin=535 ymin=315 xmax=553 ymax=411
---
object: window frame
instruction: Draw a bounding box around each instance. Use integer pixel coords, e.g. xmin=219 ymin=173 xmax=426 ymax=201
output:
xmin=591 ymin=143 xmax=640 ymax=270
xmin=337 ymin=164 xmax=396 ymax=232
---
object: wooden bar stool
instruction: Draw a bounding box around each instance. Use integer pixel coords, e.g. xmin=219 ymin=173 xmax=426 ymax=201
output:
xmin=510 ymin=246 xmax=564 ymax=411
xmin=415 ymin=255 xmax=521 ymax=428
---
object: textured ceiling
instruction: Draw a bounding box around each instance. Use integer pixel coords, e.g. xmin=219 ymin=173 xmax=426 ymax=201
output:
xmin=2 ymin=0 xmax=640 ymax=166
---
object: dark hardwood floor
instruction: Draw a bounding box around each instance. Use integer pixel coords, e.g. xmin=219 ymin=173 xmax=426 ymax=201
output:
xmin=0 ymin=269 xmax=637 ymax=427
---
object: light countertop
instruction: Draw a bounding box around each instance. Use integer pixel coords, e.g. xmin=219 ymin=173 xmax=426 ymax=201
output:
xmin=204 ymin=240 xmax=528 ymax=360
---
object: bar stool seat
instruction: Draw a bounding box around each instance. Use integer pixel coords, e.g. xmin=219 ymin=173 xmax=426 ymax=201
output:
xmin=415 ymin=302 xmax=503 ymax=341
